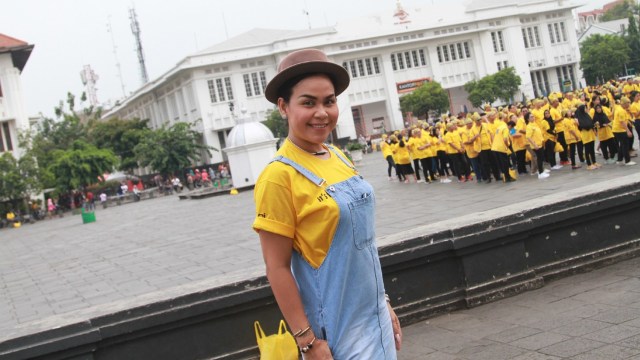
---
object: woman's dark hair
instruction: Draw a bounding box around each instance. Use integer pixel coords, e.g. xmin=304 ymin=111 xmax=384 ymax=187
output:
xmin=524 ymin=112 xmax=533 ymax=124
xmin=399 ymin=138 xmax=406 ymax=148
xmin=277 ymin=73 xmax=337 ymax=103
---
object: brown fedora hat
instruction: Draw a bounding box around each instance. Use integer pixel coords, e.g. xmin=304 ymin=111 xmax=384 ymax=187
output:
xmin=264 ymin=48 xmax=350 ymax=104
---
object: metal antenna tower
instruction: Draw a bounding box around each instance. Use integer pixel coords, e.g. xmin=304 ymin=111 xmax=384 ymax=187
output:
xmin=129 ymin=7 xmax=149 ymax=85
xmin=107 ymin=16 xmax=127 ymax=97
xmin=80 ymin=65 xmax=100 ymax=107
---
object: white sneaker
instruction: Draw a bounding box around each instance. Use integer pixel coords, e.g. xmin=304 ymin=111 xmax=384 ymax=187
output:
xmin=551 ymin=165 xmax=563 ymax=170
xmin=616 ymin=161 xmax=625 ymax=165
xmin=416 ymin=179 xmax=425 ymax=183
xmin=538 ymin=172 xmax=550 ymax=179
xmin=388 ymin=177 xmax=394 ymax=181
xmin=543 ymin=169 xmax=551 ymax=173
xmin=441 ymin=178 xmax=452 ymax=183
xmin=626 ymin=161 xmax=637 ymax=166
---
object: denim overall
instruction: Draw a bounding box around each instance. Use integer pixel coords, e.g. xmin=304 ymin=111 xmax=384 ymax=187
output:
xmin=272 ymin=147 xmax=396 ymax=359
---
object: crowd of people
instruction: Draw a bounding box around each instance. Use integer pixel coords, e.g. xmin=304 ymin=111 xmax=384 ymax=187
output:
xmin=380 ymin=79 xmax=640 ymax=184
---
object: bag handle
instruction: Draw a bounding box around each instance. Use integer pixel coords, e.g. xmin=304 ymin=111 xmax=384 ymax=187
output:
xmin=277 ymin=320 xmax=289 ymax=335
xmin=254 ymin=321 xmax=266 ymax=342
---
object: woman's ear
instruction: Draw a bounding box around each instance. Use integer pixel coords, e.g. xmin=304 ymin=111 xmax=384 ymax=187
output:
xmin=277 ymin=98 xmax=288 ymax=119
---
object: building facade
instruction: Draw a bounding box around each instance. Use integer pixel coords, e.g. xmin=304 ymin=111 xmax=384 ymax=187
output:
xmin=0 ymin=34 xmax=34 ymax=159
xmin=103 ymin=0 xmax=584 ymax=167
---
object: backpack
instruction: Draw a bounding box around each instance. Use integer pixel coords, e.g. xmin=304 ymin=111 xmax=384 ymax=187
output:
xmin=577 ymin=113 xmax=594 ymax=130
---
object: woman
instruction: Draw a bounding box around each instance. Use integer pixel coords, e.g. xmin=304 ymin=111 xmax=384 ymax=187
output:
xmin=592 ymin=104 xmax=617 ymax=164
xmin=542 ymin=110 xmax=560 ymax=170
xmin=575 ymin=104 xmax=598 ymax=169
xmin=253 ymin=49 xmax=401 ymax=359
xmin=395 ymin=134 xmax=417 ymax=184
xmin=525 ymin=112 xmax=550 ymax=179
xmin=562 ymin=109 xmax=581 ymax=169
xmin=380 ymin=134 xmax=397 ymax=181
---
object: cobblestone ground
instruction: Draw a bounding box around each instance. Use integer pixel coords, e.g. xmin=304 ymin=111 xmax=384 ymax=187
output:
xmin=1 ymin=147 xmax=639 ymax=358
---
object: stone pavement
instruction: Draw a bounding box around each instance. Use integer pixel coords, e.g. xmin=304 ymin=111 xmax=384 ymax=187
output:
xmin=400 ymin=256 xmax=640 ymax=360
xmin=1 ymin=147 xmax=639 ymax=357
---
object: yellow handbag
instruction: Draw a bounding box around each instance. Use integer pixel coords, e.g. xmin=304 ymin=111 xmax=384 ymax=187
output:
xmin=554 ymin=142 xmax=564 ymax=153
xmin=254 ymin=320 xmax=299 ymax=360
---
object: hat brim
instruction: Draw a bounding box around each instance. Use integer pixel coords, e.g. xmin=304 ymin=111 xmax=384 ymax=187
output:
xmin=264 ymin=61 xmax=350 ymax=104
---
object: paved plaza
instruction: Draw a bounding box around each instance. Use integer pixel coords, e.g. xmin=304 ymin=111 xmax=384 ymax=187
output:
xmin=1 ymin=148 xmax=640 ymax=359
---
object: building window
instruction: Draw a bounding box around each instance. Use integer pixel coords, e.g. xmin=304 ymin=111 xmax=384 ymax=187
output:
xmin=207 ymin=76 xmax=233 ymax=103
xmin=405 ymin=52 xmax=412 ymax=68
xmin=350 ymin=60 xmax=358 ymax=77
xmin=523 ymin=26 xmax=541 ymax=48
xmin=243 ymin=74 xmax=252 ymax=97
xmin=357 ymin=59 xmax=365 ymax=76
xmin=390 ymin=54 xmax=397 ymax=71
xmin=2 ymin=123 xmax=12 ymax=151
xmin=398 ymin=53 xmax=405 ymax=69
xmin=251 ymin=73 xmax=261 ymax=96
xmin=0 ymin=80 xmax=3 ymax=97
xmin=365 ymin=58 xmax=373 ymax=75
xmin=373 ymin=57 xmax=381 ymax=73
xmin=411 ymin=50 xmax=419 ymax=67
xmin=437 ymin=42 xmax=471 ymax=63
xmin=259 ymin=71 xmax=267 ymax=91
xmin=419 ymin=49 xmax=427 ymax=66
xmin=491 ymin=31 xmax=505 ymax=52
xmin=549 ymin=22 xmax=568 ymax=43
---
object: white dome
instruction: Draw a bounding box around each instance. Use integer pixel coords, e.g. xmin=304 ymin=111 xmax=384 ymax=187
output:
xmin=226 ymin=112 xmax=275 ymax=148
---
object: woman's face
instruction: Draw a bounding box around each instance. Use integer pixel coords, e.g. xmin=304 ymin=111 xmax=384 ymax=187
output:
xmin=544 ymin=110 xmax=550 ymax=117
xmin=278 ymin=74 xmax=338 ymax=150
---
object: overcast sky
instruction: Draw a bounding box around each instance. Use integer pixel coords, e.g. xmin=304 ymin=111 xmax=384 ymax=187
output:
xmin=2 ymin=0 xmax=609 ymax=118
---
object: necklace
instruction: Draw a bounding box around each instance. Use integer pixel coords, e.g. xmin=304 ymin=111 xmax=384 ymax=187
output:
xmin=287 ymin=138 xmax=327 ymax=156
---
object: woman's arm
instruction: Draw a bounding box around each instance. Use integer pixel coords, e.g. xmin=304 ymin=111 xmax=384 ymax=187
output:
xmin=259 ymin=230 xmax=333 ymax=359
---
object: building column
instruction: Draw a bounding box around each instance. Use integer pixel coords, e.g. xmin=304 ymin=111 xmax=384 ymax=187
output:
xmin=0 ymin=67 xmax=29 ymax=158
xmin=380 ymin=53 xmax=404 ymax=130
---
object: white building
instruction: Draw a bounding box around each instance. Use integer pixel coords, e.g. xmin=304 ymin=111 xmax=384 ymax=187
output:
xmin=578 ymin=18 xmax=630 ymax=43
xmin=0 ymin=33 xmax=34 ymax=159
xmin=103 ymin=0 xmax=584 ymax=168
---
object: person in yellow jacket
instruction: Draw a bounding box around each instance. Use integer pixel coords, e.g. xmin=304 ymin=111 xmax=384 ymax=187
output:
xmin=592 ymin=104 xmax=618 ymax=164
xmin=549 ymin=96 xmax=569 ymax=165
xmin=380 ymin=134 xmax=398 ymax=181
xmin=511 ymin=113 xmax=528 ymax=174
xmin=393 ymin=134 xmax=417 ymax=183
xmin=463 ymin=117 xmax=483 ymax=182
xmin=444 ymin=121 xmax=468 ymax=182
xmin=491 ymin=115 xmax=516 ymax=182
xmin=525 ymin=112 xmax=550 ymax=179
xmin=613 ymin=97 xmax=636 ymax=165
xmin=563 ymin=109 xmax=581 ymax=169
xmin=575 ymin=104 xmax=599 ymax=170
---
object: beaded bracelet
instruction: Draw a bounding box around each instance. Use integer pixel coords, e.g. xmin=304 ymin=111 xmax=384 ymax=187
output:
xmin=300 ymin=336 xmax=317 ymax=353
xmin=384 ymin=293 xmax=391 ymax=304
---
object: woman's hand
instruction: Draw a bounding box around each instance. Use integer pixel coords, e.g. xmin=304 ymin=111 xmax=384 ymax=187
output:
xmin=301 ymin=339 xmax=333 ymax=360
xmin=387 ymin=302 xmax=402 ymax=351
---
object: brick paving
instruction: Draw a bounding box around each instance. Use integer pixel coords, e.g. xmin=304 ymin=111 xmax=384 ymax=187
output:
xmin=1 ymin=147 xmax=640 ymax=358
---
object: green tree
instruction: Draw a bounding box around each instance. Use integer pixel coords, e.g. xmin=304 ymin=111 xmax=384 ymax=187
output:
xmin=399 ymin=81 xmax=450 ymax=119
xmin=464 ymin=67 xmax=522 ymax=108
xmin=626 ymin=13 xmax=640 ymax=74
xmin=580 ymin=34 xmax=631 ymax=85
xmin=134 ymin=121 xmax=217 ymax=177
xmin=601 ymin=0 xmax=637 ymax=22
xmin=88 ymin=118 xmax=150 ymax=173
xmin=49 ymin=140 xmax=118 ymax=192
xmin=0 ymin=153 xmax=41 ymax=202
xmin=263 ymin=109 xmax=288 ymax=139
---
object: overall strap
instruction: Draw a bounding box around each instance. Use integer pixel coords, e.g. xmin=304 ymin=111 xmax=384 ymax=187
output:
xmin=270 ymin=155 xmax=326 ymax=186
xmin=326 ymin=145 xmax=356 ymax=171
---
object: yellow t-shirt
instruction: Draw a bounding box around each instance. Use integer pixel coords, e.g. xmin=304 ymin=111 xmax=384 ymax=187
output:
xmin=491 ymin=123 xmax=510 ymax=153
xmin=512 ymin=117 xmax=527 ymax=151
xmin=253 ymin=140 xmax=357 ymax=269
xmin=531 ymin=108 xmax=545 ymax=124
xmin=526 ymin=122 xmax=544 ymax=148
xmin=381 ymin=141 xmax=393 ymax=158
xmin=461 ymin=127 xmax=479 ymax=158
xmin=563 ymin=118 xmax=580 ymax=144
xmin=421 ymin=133 xmax=435 ymax=158
xmin=444 ymin=131 xmax=463 ymax=154
xmin=478 ymin=124 xmax=492 ymax=150
xmin=407 ymin=136 xmax=426 ymax=159
xmin=394 ymin=141 xmax=411 ymax=165
xmin=550 ymin=107 xmax=564 ymax=132
xmin=613 ymin=105 xmax=631 ymax=133
xmin=629 ymin=101 xmax=640 ymax=120
xmin=581 ymin=128 xmax=596 ymax=144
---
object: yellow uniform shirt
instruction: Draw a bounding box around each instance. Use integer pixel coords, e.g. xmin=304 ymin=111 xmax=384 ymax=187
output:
xmin=490 ymin=123 xmax=510 ymax=154
xmin=629 ymin=101 xmax=640 ymax=120
xmin=461 ymin=128 xmax=480 ymax=158
xmin=381 ymin=141 xmax=393 ymax=158
xmin=407 ymin=137 xmax=427 ymax=160
xmin=444 ymin=131 xmax=463 ymax=154
xmin=613 ymin=105 xmax=631 ymax=133
xmin=563 ymin=118 xmax=580 ymax=144
xmin=526 ymin=122 xmax=544 ymax=148
xmin=550 ymin=107 xmax=564 ymax=132
xmin=511 ymin=117 xmax=526 ymax=151
xmin=394 ymin=141 xmax=411 ymax=165
xmin=253 ymin=140 xmax=356 ymax=268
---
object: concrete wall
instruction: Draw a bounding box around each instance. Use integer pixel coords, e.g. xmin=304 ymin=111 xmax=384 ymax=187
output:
xmin=2 ymin=175 xmax=639 ymax=360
